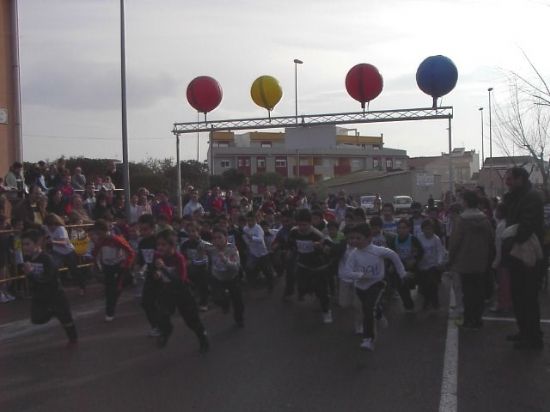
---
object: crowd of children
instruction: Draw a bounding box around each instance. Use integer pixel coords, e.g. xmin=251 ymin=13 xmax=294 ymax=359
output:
xmin=13 ymin=193 xmax=470 ymax=353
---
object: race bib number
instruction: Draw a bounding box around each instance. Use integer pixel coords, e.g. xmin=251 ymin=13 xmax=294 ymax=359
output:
xmin=296 ymin=240 xmax=314 ymax=254
xmin=141 ymin=249 xmax=155 ymax=264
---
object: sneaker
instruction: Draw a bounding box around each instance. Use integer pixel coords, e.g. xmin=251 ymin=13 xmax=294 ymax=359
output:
xmin=360 ymin=338 xmax=375 ymax=351
xmin=198 ymin=333 xmax=210 ymax=353
xmin=506 ymin=333 xmax=525 ymax=342
xmin=199 ymin=305 xmax=209 ymax=312
xmin=322 ymin=311 xmax=333 ymax=324
xmin=104 ymin=315 xmax=115 ymax=322
xmin=513 ymin=339 xmax=544 ymax=351
xmin=148 ymin=328 xmax=161 ymax=337
xmin=378 ymin=315 xmax=389 ymax=329
xmin=0 ymin=292 xmax=9 ymax=304
xmin=354 ymin=324 xmax=364 ymax=335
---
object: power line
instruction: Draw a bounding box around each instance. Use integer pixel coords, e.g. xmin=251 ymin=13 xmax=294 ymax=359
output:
xmin=24 ymin=133 xmax=172 ymax=141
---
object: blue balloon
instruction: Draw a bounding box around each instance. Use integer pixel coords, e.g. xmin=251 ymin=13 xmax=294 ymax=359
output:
xmin=416 ymin=55 xmax=458 ymax=108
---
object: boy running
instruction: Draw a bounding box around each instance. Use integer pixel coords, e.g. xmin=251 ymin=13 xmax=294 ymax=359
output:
xmin=342 ymin=223 xmax=408 ymax=351
xmin=154 ymin=230 xmax=209 ymax=352
xmin=21 ymin=230 xmax=78 ymax=345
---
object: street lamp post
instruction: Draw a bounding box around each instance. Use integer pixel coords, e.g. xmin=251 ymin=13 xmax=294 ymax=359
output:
xmin=294 ymin=59 xmax=303 ymax=123
xmin=479 ymin=107 xmax=484 ymax=166
xmin=488 ymin=87 xmax=493 ymax=159
xmin=176 ymin=133 xmax=182 ymax=218
xmin=120 ymin=0 xmax=131 ymax=219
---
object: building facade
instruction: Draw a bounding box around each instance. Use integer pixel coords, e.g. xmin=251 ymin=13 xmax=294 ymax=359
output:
xmin=208 ymin=125 xmax=408 ymax=184
xmin=0 ymin=0 xmax=22 ymax=175
xmin=477 ymin=156 xmax=547 ymax=197
xmin=408 ymin=148 xmax=479 ymax=189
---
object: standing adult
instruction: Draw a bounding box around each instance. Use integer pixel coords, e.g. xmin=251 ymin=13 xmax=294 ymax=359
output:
xmin=448 ymin=191 xmax=494 ymax=329
xmin=502 ymin=167 xmax=544 ymax=350
xmin=71 ymin=167 xmax=87 ymax=191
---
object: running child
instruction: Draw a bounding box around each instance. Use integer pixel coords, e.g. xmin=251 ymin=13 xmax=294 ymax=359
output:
xmin=154 ymin=230 xmax=209 ymax=352
xmin=388 ymin=219 xmax=424 ymax=311
xmin=342 ymin=223 xmax=408 ymax=351
xmin=136 ymin=214 xmax=160 ymax=336
xmin=208 ymin=228 xmax=244 ymax=327
xmin=180 ymin=222 xmax=210 ymax=311
xmin=416 ymin=219 xmax=445 ymax=310
xmin=288 ymin=209 xmax=332 ymax=323
xmin=243 ymin=212 xmax=274 ymax=291
xmin=21 ymin=229 xmax=78 ymax=345
xmin=337 ymin=227 xmax=363 ymax=334
xmin=90 ymin=219 xmax=136 ymax=321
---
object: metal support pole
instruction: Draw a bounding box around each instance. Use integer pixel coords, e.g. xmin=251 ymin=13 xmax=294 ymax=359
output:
xmin=10 ymin=0 xmax=23 ymax=161
xmin=176 ymin=133 xmax=182 ymax=218
xmin=120 ymin=0 xmax=131 ymax=219
xmin=209 ymin=130 xmax=213 ymax=175
xmin=479 ymin=107 xmax=484 ymax=166
xmin=448 ymin=117 xmax=454 ymax=194
xmin=488 ymin=87 xmax=493 ymax=159
xmin=196 ymin=111 xmax=200 ymax=162
xmin=293 ymin=59 xmax=303 ymax=124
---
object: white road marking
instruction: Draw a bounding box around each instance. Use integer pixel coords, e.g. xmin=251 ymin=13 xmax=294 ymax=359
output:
xmin=482 ymin=316 xmax=550 ymax=324
xmin=439 ymin=287 xmax=458 ymax=412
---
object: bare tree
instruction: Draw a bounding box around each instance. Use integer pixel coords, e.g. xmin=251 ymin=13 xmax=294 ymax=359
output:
xmin=494 ymin=54 xmax=550 ymax=188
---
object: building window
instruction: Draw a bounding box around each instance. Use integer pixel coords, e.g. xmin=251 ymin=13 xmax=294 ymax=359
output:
xmin=275 ymin=158 xmax=287 ymax=168
xmin=373 ymin=145 xmax=380 ymax=150
xmin=351 ymin=159 xmax=362 ymax=169
xmin=373 ymin=158 xmax=380 ymax=169
xmin=261 ymin=142 xmax=272 ymax=148
xmin=257 ymin=157 xmax=266 ymax=169
xmin=386 ymin=159 xmax=393 ymax=169
xmin=238 ymin=158 xmax=250 ymax=167
xmin=395 ymin=159 xmax=402 ymax=169
xmin=220 ymin=160 xmax=231 ymax=168
xmin=215 ymin=142 xmax=229 ymax=148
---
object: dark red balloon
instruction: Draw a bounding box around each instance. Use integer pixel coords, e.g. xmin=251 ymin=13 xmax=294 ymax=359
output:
xmin=186 ymin=76 xmax=223 ymax=113
xmin=345 ymin=64 xmax=383 ymax=109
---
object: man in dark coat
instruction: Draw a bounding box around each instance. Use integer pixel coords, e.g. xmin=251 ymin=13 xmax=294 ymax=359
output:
xmin=502 ymin=167 xmax=544 ymax=350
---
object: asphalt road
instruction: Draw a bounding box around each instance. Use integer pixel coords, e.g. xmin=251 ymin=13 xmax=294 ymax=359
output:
xmin=1 ymin=280 xmax=549 ymax=412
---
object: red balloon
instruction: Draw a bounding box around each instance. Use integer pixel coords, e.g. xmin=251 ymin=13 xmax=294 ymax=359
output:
xmin=345 ymin=64 xmax=383 ymax=109
xmin=186 ymin=76 xmax=223 ymax=114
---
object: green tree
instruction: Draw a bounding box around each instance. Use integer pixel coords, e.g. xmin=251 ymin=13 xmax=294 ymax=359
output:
xmin=250 ymin=172 xmax=283 ymax=187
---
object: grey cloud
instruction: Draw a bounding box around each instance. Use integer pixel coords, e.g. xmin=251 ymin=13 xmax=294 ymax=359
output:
xmin=22 ymin=60 xmax=178 ymax=111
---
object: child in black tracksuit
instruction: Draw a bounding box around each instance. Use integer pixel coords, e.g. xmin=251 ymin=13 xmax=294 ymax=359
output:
xmin=154 ymin=230 xmax=209 ymax=352
xmin=21 ymin=230 xmax=78 ymax=345
xmin=288 ymin=209 xmax=332 ymax=324
xmin=136 ymin=214 xmax=160 ymax=336
xmin=180 ymin=222 xmax=210 ymax=311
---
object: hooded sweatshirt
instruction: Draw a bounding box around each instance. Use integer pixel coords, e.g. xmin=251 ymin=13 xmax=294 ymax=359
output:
xmin=448 ymin=208 xmax=494 ymax=274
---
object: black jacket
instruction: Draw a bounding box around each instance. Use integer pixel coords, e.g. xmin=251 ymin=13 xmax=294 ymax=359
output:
xmin=502 ymin=183 xmax=544 ymax=258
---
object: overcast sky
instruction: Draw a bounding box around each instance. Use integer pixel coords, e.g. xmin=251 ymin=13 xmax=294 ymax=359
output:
xmin=18 ymin=0 xmax=550 ymax=164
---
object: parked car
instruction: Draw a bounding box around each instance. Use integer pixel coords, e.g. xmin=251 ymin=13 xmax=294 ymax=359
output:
xmin=361 ymin=195 xmax=382 ymax=215
xmin=393 ymin=195 xmax=413 ymax=214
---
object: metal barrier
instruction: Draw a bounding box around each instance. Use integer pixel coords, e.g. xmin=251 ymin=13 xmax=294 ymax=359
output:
xmin=0 ymin=224 xmax=95 ymax=288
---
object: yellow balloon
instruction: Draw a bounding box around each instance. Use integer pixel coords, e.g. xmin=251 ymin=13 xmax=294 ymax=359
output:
xmin=250 ymin=75 xmax=283 ymax=111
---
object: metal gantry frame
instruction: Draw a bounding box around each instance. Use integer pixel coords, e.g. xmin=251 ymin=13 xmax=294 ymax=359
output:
xmin=172 ymin=106 xmax=454 ymax=216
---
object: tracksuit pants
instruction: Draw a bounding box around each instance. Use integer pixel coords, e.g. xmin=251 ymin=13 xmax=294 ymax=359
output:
xmin=211 ymin=277 xmax=244 ymax=322
xmin=157 ymin=284 xmax=207 ymax=341
xmin=31 ymin=291 xmax=78 ymax=342
xmin=356 ymin=281 xmax=387 ymax=339
xmin=141 ymin=275 xmax=161 ymax=329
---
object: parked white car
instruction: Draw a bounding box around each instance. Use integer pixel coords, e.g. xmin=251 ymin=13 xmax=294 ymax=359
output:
xmin=361 ymin=195 xmax=381 ymax=215
xmin=393 ymin=195 xmax=413 ymax=214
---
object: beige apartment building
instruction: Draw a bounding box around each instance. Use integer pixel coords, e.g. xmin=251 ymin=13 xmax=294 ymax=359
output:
xmin=208 ymin=125 xmax=408 ymax=184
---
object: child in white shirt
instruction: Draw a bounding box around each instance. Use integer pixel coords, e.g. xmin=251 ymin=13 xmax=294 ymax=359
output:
xmin=416 ymin=219 xmax=445 ymax=310
xmin=342 ymin=223 xmax=407 ymax=351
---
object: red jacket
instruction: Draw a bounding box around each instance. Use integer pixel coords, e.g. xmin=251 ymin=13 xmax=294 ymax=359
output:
xmin=154 ymin=252 xmax=190 ymax=284
xmin=93 ymin=234 xmax=136 ymax=269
